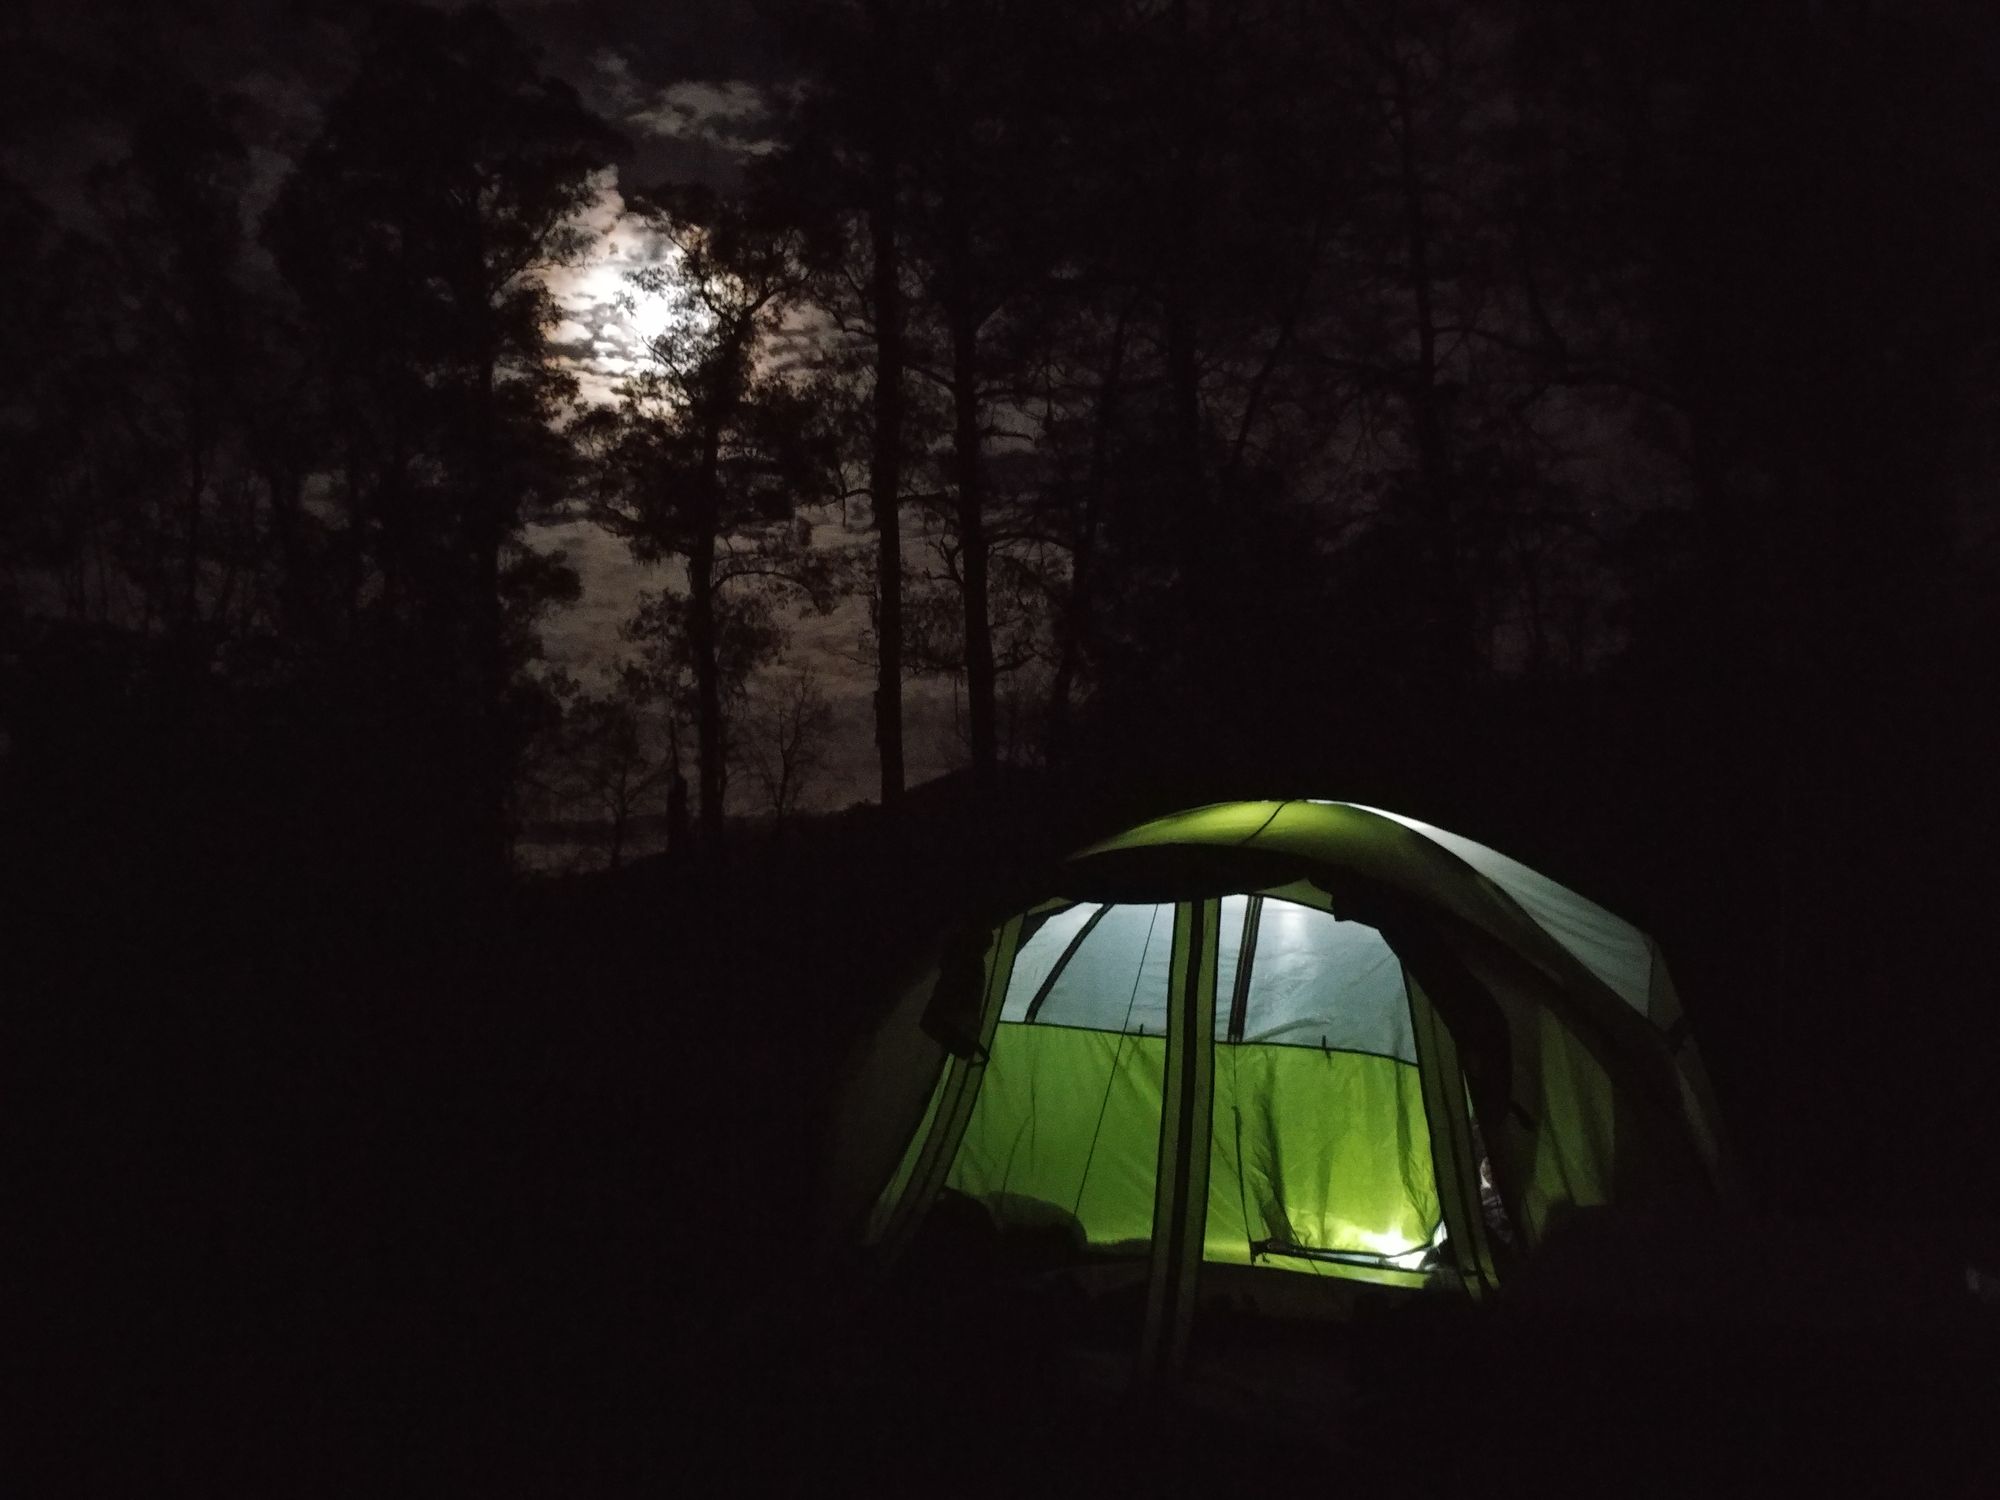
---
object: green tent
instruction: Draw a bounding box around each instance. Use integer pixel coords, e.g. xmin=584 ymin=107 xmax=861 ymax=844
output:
xmin=826 ymin=800 xmax=1728 ymax=1375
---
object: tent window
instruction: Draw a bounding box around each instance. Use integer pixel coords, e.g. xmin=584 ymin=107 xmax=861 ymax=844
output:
xmin=999 ymin=903 xmax=1102 ymax=1022
xmin=1214 ymin=894 xmax=1261 ymax=1042
xmin=1233 ymin=899 xmax=1417 ymax=1061
xmin=1006 ymin=897 xmax=1417 ymax=1059
xmin=1021 ymin=907 xmax=1112 ymax=1023
xmin=1004 ymin=903 xmax=1175 ymax=1035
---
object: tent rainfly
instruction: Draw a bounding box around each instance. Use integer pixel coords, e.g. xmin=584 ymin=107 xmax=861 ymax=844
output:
xmin=824 ymin=801 xmax=1728 ymax=1376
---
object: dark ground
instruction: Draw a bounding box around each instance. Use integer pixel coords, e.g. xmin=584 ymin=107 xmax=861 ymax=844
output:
xmin=12 ymin=762 xmax=2000 ymax=1495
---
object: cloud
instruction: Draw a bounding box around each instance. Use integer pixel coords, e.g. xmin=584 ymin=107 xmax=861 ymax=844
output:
xmin=590 ymin=49 xmax=643 ymax=113
xmin=560 ymin=167 xmax=632 ymax=241
xmin=540 ymin=163 xmax=716 ymax=418
xmin=628 ymin=80 xmax=776 ymax=158
xmin=569 ymin=368 xmax=627 ymax=410
xmin=544 ymin=176 xmax=652 ymax=314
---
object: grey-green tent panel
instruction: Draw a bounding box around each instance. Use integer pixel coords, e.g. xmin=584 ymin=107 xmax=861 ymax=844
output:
xmin=825 ymin=799 xmax=1729 ymax=1291
xmin=1219 ymin=894 xmax=1416 ymax=1059
xmin=1001 ymin=894 xmax=1415 ymax=1060
xmin=1002 ymin=901 xmax=1176 ymax=1032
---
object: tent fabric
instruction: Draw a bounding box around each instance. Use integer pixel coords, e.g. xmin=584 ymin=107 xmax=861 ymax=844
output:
xmin=1223 ymin=896 xmax=1416 ymax=1059
xmin=946 ymin=1024 xmax=1165 ymax=1251
xmin=1075 ymin=802 xmax=1725 ymax=1186
xmin=1203 ymin=1043 xmax=1439 ymax=1265
xmin=827 ymin=800 xmax=1727 ymax=1363
xmin=1407 ymin=975 xmax=1502 ymax=1298
xmin=1140 ymin=898 xmax=1218 ymax=1377
xmin=867 ymin=915 xmax=1024 ymax=1265
xmin=1344 ymin=803 xmax=1664 ymax=1022
xmin=996 ymin=902 xmax=1102 ymax=1021
xmin=1001 ymin=894 xmax=1416 ymax=1059
xmin=1004 ymin=901 xmax=1176 ymax=1032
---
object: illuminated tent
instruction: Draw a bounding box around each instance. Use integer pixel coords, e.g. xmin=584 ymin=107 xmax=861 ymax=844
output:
xmin=824 ymin=801 xmax=1728 ymax=1376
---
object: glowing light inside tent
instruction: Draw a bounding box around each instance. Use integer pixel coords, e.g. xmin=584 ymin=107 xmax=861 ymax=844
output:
xmin=1341 ymin=1221 xmax=1447 ymax=1270
xmin=1348 ymin=1226 xmax=1426 ymax=1261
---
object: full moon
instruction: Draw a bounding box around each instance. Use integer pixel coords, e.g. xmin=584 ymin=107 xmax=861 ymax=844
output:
xmin=571 ymin=249 xmax=681 ymax=346
xmin=612 ymin=253 xmax=680 ymax=345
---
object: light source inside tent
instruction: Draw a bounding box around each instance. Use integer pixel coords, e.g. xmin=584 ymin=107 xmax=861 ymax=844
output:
xmin=847 ymin=799 xmax=1727 ymax=1336
xmin=1354 ymin=1225 xmax=1445 ymax=1269
xmin=940 ymin=895 xmax=1447 ymax=1275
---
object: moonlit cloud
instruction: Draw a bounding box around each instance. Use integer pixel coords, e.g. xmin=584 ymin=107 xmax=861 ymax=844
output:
xmin=541 ymin=167 xmax=688 ymax=407
xmin=531 ymin=157 xmax=959 ymax=811
xmin=590 ymin=48 xmax=643 ymax=112
xmin=628 ymin=79 xmax=776 ymax=157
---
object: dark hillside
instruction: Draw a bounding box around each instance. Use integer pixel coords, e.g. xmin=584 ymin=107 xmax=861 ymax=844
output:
xmin=11 ymin=678 xmax=1998 ymax=1490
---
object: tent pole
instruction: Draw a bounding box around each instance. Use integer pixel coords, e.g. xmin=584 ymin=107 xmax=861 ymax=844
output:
xmin=1137 ymin=898 xmax=1220 ymax=1384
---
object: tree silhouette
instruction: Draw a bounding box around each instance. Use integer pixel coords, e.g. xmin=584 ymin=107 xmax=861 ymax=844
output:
xmin=539 ymin=665 xmax=683 ymax=871
xmin=0 ymin=174 xmax=127 ymax=628
xmin=743 ymin=662 xmax=837 ymax=821
xmin=1507 ymin=0 xmax=2000 ymax=1067
xmin=84 ymin=84 xmax=253 ymax=647
xmin=263 ymin=2 xmax=621 ymax=878
xmin=765 ymin=0 xmax=920 ymax=810
xmin=576 ymin=184 xmax=839 ymax=855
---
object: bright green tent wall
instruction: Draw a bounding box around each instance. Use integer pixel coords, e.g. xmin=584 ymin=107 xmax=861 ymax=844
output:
xmin=829 ymin=800 xmax=1727 ymax=1313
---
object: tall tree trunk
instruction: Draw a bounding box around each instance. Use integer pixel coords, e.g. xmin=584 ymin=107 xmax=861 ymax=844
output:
xmin=343 ymin=434 xmax=366 ymax=638
xmin=1166 ymin=0 xmax=1205 ymax=587
xmin=1046 ymin=299 xmax=1132 ymax=768
xmin=953 ymin=324 xmax=996 ymax=786
xmin=183 ymin=424 xmax=206 ymax=636
xmin=946 ymin=188 xmax=997 ymax=787
xmin=1164 ymin=300 xmax=1201 ymax=544
xmin=1393 ymin=59 xmax=1469 ymax=692
xmin=263 ymin=460 xmax=309 ymax=641
xmin=468 ymin=347 xmax=510 ymax=882
xmin=868 ymin=123 xmax=907 ymax=811
xmin=689 ymin=481 xmax=726 ymax=857
xmin=607 ymin=787 xmax=627 ymax=871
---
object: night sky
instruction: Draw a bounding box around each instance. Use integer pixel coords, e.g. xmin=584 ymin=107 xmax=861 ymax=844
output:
xmin=6 ymin=0 xmax=974 ymax=813
xmin=12 ymin=2 xmax=1993 ymax=825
